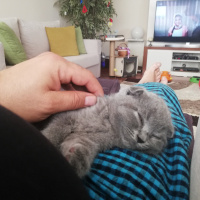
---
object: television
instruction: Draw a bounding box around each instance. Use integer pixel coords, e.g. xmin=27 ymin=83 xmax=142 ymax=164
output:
xmin=154 ymin=0 xmax=200 ymax=43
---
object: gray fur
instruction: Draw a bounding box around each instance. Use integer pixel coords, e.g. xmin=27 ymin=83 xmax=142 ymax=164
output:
xmin=42 ymin=86 xmax=174 ymax=177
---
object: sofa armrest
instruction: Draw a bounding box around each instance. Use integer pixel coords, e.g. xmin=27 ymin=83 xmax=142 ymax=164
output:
xmin=83 ymin=39 xmax=101 ymax=55
xmin=190 ymin=117 xmax=200 ymax=200
xmin=0 ymin=42 xmax=6 ymax=70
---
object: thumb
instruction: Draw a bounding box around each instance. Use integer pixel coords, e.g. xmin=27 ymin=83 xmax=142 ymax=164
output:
xmin=46 ymin=90 xmax=97 ymax=114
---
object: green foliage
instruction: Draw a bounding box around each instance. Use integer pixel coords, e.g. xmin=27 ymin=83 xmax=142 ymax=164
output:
xmin=55 ymin=0 xmax=117 ymax=39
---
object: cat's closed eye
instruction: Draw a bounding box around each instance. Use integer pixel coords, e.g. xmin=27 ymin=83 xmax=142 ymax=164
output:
xmin=137 ymin=112 xmax=144 ymax=127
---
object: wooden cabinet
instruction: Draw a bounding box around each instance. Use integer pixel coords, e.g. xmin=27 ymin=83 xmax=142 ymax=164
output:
xmin=143 ymin=46 xmax=200 ymax=77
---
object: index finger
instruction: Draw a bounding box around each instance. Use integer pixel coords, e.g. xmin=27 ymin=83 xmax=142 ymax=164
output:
xmin=58 ymin=59 xmax=104 ymax=97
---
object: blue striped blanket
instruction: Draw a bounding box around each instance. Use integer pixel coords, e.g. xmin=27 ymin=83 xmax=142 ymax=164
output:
xmin=83 ymin=83 xmax=192 ymax=200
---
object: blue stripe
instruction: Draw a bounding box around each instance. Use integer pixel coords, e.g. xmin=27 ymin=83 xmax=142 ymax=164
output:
xmin=83 ymin=83 xmax=192 ymax=200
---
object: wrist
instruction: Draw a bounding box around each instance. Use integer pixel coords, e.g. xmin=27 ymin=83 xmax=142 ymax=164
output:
xmin=0 ymin=69 xmax=12 ymax=110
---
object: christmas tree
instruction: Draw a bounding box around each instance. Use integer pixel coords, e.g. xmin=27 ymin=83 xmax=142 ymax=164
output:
xmin=55 ymin=0 xmax=117 ymax=39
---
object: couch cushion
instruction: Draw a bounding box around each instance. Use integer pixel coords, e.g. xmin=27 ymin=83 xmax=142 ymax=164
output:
xmin=18 ymin=19 xmax=60 ymax=58
xmin=0 ymin=22 xmax=27 ymax=65
xmin=0 ymin=17 xmax=21 ymax=41
xmin=45 ymin=26 xmax=79 ymax=57
xmin=64 ymin=54 xmax=99 ymax=69
xmin=75 ymin=27 xmax=87 ymax=54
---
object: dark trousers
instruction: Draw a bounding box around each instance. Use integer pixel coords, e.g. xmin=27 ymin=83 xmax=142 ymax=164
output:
xmin=0 ymin=106 xmax=90 ymax=200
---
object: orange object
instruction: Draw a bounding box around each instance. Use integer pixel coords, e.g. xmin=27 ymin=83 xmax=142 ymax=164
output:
xmin=160 ymin=71 xmax=172 ymax=82
xmin=118 ymin=50 xmax=128 ymax=57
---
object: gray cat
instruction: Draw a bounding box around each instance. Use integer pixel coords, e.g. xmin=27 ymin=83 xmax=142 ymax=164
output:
xmin=42 ymin=86 xmax=174 ymax=177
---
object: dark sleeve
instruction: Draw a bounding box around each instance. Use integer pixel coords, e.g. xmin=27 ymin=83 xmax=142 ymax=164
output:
xmin=0 ymin=105 xmax=90 ymax=200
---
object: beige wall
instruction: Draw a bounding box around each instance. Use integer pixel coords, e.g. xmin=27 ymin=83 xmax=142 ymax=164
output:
xmin=0 ymin=0 xmax=60 ymax=21
xmin=0 ymin=0 xmax=150 ymax=64
xmin=0 ymin=0 xmax=149 ymax=32
xmin=102 ymin=0 xmax=149 ymax=65
xmin=112 ymin=0 xmax=149 ymax=39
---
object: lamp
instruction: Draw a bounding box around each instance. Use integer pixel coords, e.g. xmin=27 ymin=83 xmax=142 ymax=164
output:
xmin=131 ymin=27 xmax=144 ymax=40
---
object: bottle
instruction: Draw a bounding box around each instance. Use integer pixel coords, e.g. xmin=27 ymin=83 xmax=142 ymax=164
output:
xmin=101 ymin=53 xmax=106 ymax=67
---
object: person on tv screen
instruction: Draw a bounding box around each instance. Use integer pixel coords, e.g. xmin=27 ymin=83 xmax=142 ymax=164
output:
xmin=168 ymin=14 xmax=188 ymax=37
xmin=191 ymin=14 xmax=200 ymax=38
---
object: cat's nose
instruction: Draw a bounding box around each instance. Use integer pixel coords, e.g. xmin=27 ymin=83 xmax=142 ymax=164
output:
xmin=137 ymin=132 xmax=147 ymax=143
xmin=137 ymin=135 xmax=145 ymax=143
xmin=126 ymin=91 xmax=130 ymax=95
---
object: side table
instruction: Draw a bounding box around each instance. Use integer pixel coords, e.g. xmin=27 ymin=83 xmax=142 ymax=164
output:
xmin=106 ymin=37 xmax=125 ymax=76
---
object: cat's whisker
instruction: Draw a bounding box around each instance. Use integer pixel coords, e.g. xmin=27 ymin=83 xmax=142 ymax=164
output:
xmin=123 ymin=125 xmax=136 ymax=141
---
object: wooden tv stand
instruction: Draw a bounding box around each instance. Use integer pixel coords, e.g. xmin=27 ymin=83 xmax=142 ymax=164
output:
xmin=143 ymin=46 xmax=200 ymax=77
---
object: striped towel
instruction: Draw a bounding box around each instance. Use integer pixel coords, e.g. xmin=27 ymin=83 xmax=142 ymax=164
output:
xmin=83 ymin=83 xmax=192 ymax=200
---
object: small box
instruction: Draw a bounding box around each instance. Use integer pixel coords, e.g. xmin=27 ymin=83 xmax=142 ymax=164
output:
xmin=114 ymin=56 xmax=138 ymax=77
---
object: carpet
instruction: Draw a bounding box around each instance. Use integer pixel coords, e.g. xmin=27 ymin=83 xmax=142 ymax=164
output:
xmin=121 ymin=76 xmax=200 ymax=137
xmin=168 ymin=77 xmax=200 ymax=117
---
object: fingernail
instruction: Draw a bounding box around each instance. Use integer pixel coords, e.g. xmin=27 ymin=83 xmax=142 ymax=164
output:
xmin=85 ymin=96 xmax=97 ymax=106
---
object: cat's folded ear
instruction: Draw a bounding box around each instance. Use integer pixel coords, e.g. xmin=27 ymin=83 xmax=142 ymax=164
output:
xmin=126 ymin=86 xmax=144 ymax=97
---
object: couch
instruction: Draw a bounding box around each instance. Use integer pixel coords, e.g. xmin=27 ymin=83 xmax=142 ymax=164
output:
xmin=0 ymin=17 xmax=101 ymax=78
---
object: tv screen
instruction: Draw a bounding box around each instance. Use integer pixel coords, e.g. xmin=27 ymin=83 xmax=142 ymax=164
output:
xmin=154 ymin=0 xmax=200 ymax=43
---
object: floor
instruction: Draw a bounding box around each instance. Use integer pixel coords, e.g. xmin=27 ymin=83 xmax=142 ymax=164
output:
xmin=100 ymin=66 xmax=143 ymax=83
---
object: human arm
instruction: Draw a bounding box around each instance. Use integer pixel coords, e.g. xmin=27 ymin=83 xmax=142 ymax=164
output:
xmin=182 ymin=25 xmax=188 ymax=36
xmin=0 ymin=52 xmax=104 ymax=122
xmin=168 ymin=26 xmax=174 ymax=36
xmin=0 ymin=42 xmax=6 ymax=70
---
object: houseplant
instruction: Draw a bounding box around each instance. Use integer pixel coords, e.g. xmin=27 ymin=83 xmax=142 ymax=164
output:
xmin=55 ymin=0 xmax=117 ymax=39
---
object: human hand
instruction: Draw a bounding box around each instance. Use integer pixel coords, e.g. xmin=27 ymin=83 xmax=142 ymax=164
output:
xmin=0 ymin=52 xmax=104 ymax=122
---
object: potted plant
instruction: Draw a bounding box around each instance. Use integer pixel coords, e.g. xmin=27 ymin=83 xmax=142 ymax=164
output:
xmin=55 ymin=0 xmax=117 ymax=39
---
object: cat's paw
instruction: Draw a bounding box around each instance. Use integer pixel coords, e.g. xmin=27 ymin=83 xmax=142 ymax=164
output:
xmin=60 ymin=141 xmax=92 ymax=178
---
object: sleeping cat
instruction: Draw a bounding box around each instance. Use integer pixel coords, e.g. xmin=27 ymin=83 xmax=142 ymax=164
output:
xmin=42 ymin=86 xmax=174 ymax=177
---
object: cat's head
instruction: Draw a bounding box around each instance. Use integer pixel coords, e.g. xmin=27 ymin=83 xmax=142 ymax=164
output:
xmin=110 ymin=86 xmax=174 ymax=154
